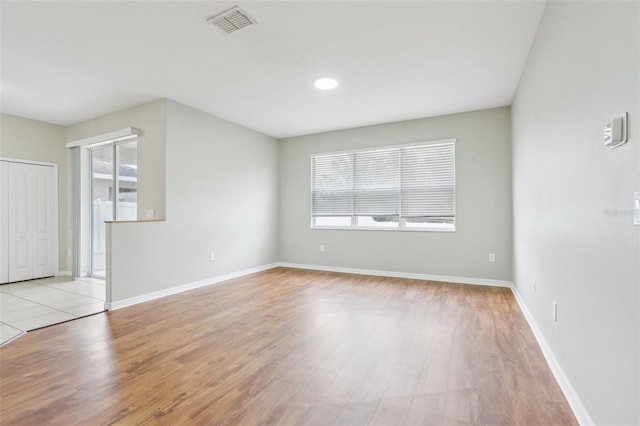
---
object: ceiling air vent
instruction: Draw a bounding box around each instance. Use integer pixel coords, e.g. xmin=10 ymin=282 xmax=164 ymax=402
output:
xmin=207 ymin=6 xmax=256 ymax=34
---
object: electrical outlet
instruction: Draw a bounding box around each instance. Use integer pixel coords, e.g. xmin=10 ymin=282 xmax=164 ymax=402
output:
xmin=532 ymin=280 xmax=537 ymax=293
xmin=209 ymin=252 xmax=216 ymax=262
xmin=488 ymin=253 xmax=496 ymax=263
xmin=319 ymin=245 xmax=325 ymax=252
xmin=553 ymin=301 xmax=558 ymax=322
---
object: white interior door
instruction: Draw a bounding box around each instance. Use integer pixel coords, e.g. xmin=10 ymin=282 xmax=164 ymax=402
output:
xmin=8 ymin=162 xmax=32 ymax=282
xmin=6 ymin=161 xmax=56 ymax=282
xmin=0 ymin=162 xmax=9 ymax=284
xmin=31 ymin=164 xmax=55 ymax=279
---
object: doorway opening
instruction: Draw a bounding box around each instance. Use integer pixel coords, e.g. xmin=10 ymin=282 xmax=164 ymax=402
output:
xmin=88 ymin=141 xmax=138 ymax=278
xmin=0 ymin=158 xmax=107 ymax=346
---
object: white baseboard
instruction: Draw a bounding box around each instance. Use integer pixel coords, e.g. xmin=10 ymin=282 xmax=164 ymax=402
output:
xmin=511 ymin=286 xmax=593 ymax=426
xmin=106 ymin=263 xmax=280 ymax=310
xmin=56 ymin=271 xmax=72 ymax=277
xmin=277 ymin=262 xmax=513 ymax=288
xmin=106 ymin=262 xmax=511 ymax=311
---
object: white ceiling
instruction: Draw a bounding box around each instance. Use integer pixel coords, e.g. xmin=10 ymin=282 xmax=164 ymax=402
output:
xmin=0 ymin=1 xmax=546 ymax=139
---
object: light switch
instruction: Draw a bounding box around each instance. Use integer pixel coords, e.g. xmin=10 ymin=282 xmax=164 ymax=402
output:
xmin=634 ymin=192 xmax=640 ymax=226
xmin=145 ymin=209 xmax=155 ymax=219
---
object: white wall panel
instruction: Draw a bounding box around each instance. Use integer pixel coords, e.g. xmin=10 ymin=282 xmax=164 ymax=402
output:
xmin=512 ymin=1 xmax=639 ymax=423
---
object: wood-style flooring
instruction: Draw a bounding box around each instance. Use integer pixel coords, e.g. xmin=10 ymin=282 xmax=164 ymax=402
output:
xmin=0 ymin=267 xmax=577 ymax=425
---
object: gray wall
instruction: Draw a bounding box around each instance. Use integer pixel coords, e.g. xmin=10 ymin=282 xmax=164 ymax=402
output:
xmin=279 ymin=107 xmax=513 ymax=282
xmin=512 ymin=1 xmax=640 ymax=424
xmin=66 ymin=98 xmax=167 ymax=220
xmin=0 ymin=113 xmax=69 ymax=272
xmin=108 ymin=100 xmax=279 ymax=301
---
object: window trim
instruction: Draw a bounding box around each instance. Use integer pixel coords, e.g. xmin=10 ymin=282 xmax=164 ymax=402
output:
xmin=309 ymin=138 xmax=456 ymax=232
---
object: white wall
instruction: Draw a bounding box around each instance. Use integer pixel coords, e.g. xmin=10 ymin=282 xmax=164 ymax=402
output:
xmin=65 ymin=99 xmax=167 ymax=219
xmin=279 ymin=107 xmax=512 ymax=282
xmin=107 ymin=100 xmax=279 ymax=302
xmin=512 ymin=1 xmax=640 ymax=424
xmin=0 ymin=113 xmax=69 ymax=272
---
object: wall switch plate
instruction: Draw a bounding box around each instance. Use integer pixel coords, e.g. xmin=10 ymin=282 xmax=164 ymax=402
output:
xmin=488 ymin=253 xmax=496 ymax=262
xmin=319 ymin=245 xmax=325 ymax=252
xmin=209 ymin=252 xmax=216 ymax=262
xmin=145 ymin=209 xmax=155 ymax=219
xmin=634 ymin=192 xmax=640 ymax=226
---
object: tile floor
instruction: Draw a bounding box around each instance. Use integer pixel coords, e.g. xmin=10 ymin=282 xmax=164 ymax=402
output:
xmin=0 ymin=276 xmax=105 ymax=346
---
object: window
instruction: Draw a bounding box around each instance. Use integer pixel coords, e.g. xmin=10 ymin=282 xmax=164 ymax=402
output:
xmin=311 ymin=139 xmax=455 ymax=231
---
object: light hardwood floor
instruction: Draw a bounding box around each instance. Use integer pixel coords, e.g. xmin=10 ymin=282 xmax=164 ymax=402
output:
xmin=0 ymin=268 xmax=576 ymax=425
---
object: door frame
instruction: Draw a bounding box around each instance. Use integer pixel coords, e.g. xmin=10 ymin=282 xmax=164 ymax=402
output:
xmin=66 ymin=127 xmax=140 ymax=281
xmin=0 ymin=157 xmax=59 ymax=281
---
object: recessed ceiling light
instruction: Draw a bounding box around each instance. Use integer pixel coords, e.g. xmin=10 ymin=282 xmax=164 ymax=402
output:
xmin=314 ymin=77 xmax=339 ymax=90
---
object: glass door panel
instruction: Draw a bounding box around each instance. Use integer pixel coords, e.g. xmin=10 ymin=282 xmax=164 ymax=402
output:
xmin=88 ymin=140 xmax=138 ymax=279
xmin=90 ymin=146 xmax=113 ymax=278
xmin=116 ymin=141 xmax=138 ymax=220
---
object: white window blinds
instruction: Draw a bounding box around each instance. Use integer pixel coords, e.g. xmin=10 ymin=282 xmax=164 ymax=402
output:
xmin=354 ymin=149 xmax=400 ymax=216
xmin=311 ymin=152 xmax=353 ymax=216
xmin=311 ymin=140 xmax=455 ymax=229
xmin=400 ymin=143 xmax=455 ymax=220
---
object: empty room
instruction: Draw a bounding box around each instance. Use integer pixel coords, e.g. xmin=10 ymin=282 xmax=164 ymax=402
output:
xmin=0 ymin=1 xmax=638 ymax=425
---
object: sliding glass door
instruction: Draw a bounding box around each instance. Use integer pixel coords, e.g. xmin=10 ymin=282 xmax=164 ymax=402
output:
xmin=89 ymin=141 xmax=137 ymax=278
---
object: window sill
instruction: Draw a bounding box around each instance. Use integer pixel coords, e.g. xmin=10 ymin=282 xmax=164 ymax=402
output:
xmin=104 ymin=219 xmax=165 ymax=224
xmin=310 ymin=225 xmax=455 ymax=233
